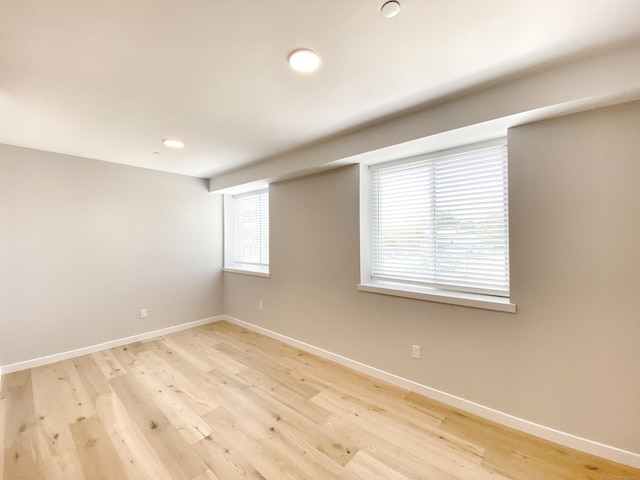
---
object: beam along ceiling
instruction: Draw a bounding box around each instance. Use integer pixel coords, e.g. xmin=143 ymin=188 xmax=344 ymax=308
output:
xmin=1 ymin=0 xmax=639 ymax=178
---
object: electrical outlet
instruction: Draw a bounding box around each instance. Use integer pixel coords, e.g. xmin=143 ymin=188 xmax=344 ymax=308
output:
xmin=259 ymin=301 xmax=263 ymax=311
xmin=140 ymin=308 xmax=148 ymax=319
xmin=412 ymin=344 xmax=421 ymax=359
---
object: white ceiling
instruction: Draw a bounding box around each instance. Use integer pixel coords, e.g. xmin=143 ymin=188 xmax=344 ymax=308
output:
xmin=1 ymin=0 xmax=639 ymax=179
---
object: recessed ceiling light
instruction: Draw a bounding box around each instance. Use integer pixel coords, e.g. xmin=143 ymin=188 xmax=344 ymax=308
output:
xmin=288 ymin=49 xmax=321 ymax=73
xmin=163 ymin=139 xmax=184 ymax=148
xmin=381 ymin=0 xmax=401 ymax=18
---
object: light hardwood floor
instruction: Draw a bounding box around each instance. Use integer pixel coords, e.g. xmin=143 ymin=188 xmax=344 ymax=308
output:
xmin=1 ymin=321 xmax=639 ymax=479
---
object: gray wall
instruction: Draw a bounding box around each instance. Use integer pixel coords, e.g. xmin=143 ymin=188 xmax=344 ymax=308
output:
xmin=2 ymin=101 xmax=638 ymax=454
xmin=0 ymin=145 xmax=223 ymax=365
xmin=223 ymin=100 xmax=640 ymax=454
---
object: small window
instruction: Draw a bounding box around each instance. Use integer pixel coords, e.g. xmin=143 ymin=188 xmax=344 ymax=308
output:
xmin=359 ymin=139 xmax=514 ymax=311
xmin=224 ymin=189 xmax=269 ymax=276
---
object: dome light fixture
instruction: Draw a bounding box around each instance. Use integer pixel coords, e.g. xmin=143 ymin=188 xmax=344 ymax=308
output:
xmin=381 ymin=0 xmax=401 ymax=18
xmin=288 ymin=49 xmax=321 ymax=73
xmin=162 ymin=138 xmax=184 ymax=148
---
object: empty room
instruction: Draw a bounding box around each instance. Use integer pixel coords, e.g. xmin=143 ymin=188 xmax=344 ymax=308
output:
xmin=1 ymin=1 xmax=640 ymax=479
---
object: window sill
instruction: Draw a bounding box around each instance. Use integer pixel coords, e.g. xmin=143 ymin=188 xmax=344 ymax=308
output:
xmin=357 ymin=282 xmax=516 ymax=313
xmin=223 ymin=267 xmax=270 ymax=278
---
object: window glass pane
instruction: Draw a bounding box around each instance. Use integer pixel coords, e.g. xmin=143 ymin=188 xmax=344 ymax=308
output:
xmin=235 ymin=190 xmax=269 ymax=268
xmin=371 ymin=142 xmax=509 ymax=297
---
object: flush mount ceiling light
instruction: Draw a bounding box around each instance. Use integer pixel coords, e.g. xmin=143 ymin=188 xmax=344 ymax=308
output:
xmin=288 ymin=49 xmax=321 ymax=73
xmin=162 ymin=138 xmax=184 ymax=148
xmin=381 ymin=0 xmax=401 ymax=18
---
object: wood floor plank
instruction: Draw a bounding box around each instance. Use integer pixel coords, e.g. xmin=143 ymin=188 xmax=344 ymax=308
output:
xmin=159 ymin=335 xmax=223 ymax=373
xmin=136 ymin=349 xmax=220 ymax=416
xmin=108 ymin=371 xmax=208 ymax=480
xmin=285 ymin=352 xmax=445 ymax=426
xmin=185 ymin=328 xmax=252 ymax=374
xmin=206 ymin=347 xmax=252 ymax=375
xmin=236 ymin=367 xmax=330 ymax=424
xmin=31 ymin=361 xmax=95 ymax=477
xmin=3 ymin=378 xmax=44 ymax=480
xmin=34 ymin=414 xmax=79 ymax=478
xmin=173 ymin=330 xmax=246 ymax=373
xmin=94 ymin=392 xmax=174 ymax=480
xmin=312 ymin=390 xmax=509 ymax=480
xmin=321 ymin=413 xmax=461 ymax=480
xmin=32 ymin=361 xmax=96 ymax=424
xmin=346 ymin=450 xmax=413 ymax=480
xmin=191 ymin=429 xmax=267 ymax=480
xmin=203 ymin=406 xmax=309 ymax=480
xmin=205 ymin=371 xmax=353 ymax=479
xmin=191 ymin=468 xmax=222 ymax=480
xmin=71 ymin=356 xmax=112 ymax=402
xmin=40 ymin=450 xmax=87 ymax=480
xmin=310 ymin=389 xmax=487 ymax=468
xmin=284 ymin=351 xmax=413 ymax=403
xmin=0 ymin=396 xmax=5 ymax=480
xmin=408 ymin=391 xmax=640 ymax=480
xmin=69 ymin=416 xmax=129 ymax=480
xmin=2 ymin=370 xmax=30 ymax=389
xmin=210 ymin=323 xmax=305 ymax=360
xmin=209 ymin=367 xmax=360 ymax=475
xmin=213 ymin=341 xmax=291 ymax=379
xmin=117 ymin=351 xmax=214 ymax=445
xmin=141 ymin=340 xmax=220 ymax=392
xmin=3 ymin=320 xmax=640 ymax=480
xmin=90 ymin=349 xmax=126 ymax=380
xmin=204 ymin=405 xmax=354 ymax=480
xmin=215 ymin=343 xmax=320 ymax=400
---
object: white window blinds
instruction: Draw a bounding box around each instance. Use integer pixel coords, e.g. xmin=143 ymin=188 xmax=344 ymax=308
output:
xmin=371 ymin=141 xmax=509 ymax=297
xmin=234 ymin=189 xmax=269 ymax=269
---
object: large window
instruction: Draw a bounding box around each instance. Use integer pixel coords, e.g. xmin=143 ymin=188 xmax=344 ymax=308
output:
xmin=224 ymin=189 xmax=269 ymax=276
xmin=359 ymin=139 xmax=514 ymax=312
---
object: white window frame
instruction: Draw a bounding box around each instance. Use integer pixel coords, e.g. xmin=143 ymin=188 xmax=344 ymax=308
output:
xmin=358 ymin=139 xmax=516 ymax=313
xmin=223 ymin=189 xmax=270 ymax=277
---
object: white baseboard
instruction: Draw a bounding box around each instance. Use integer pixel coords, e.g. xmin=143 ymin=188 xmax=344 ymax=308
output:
xmin=0 ymin=316 xmax=223 ymax=374
xmin=220 ymin=315 xmax=640 ymax=469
